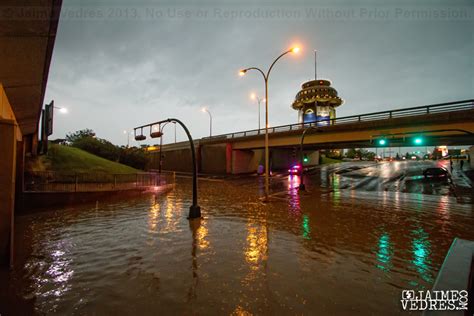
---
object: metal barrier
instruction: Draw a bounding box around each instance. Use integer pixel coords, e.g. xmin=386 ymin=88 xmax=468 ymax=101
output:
xmin=24 ymin=171 xmax=175 ymax=192
xmin=202 ymin=99 xmax=474 ymax=141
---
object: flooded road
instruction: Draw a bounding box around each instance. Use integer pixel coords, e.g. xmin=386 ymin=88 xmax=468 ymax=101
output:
xmin=5 ymin=162 xmax=474 ymax=315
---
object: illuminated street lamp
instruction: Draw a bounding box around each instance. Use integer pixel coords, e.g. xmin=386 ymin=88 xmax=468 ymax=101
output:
xmin=239 ymin=45 xmax=301 ymax=201
xmin=250 ymin=93 xmax=265 ymax=131
xmin=53 ymin=106 xmax=68 ymax=114
xmin=201 ymin=107 xmax=212 ymax=137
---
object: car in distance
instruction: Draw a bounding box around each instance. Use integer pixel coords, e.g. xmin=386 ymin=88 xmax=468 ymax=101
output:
xmin=423 ymin=167 xmax=450 ymax=181
xmin=288 ymin=164 xmax=302 ymax=175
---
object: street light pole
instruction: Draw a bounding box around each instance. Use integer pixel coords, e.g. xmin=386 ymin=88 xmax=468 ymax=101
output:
xmin=123 ymin=130 xmax=130 ymax=147
xmin=239 ymin=46 xmax=300 ymax=201
xmin=202 ymin=108 xmax=212 ymax=137
xmin=134 ymin=118 xmax=201 ymax=219
xmin=158 ymin=121 xmax=173 ymax=174
xmin=299 ymin=126 xmax=322 ymax=191
xmin=174 ymin=122 xmax=177 ymax=143
xmin=251 ymin=93 xmax=264 ymax=131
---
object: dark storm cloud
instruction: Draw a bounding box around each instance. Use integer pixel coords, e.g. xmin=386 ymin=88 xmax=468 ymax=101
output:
xmin=45 ymin=0 xmax=473 ymax=145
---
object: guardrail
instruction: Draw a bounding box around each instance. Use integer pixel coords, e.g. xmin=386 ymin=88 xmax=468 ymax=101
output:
xmin=24 ymin=171 xmax=175 ymax=192
xmin=202 ymin=99 xmax=474 ymax=141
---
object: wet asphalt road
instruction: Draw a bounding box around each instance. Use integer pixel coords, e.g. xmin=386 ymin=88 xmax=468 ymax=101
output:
xmin=271 ymin=160 xmax=473 ymax=203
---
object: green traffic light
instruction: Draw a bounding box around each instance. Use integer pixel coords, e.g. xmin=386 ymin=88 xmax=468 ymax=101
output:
xmin=414 ymin=137 xmax=423 ymax=145
xmin=303 ymin=156 xmax=309 ymax=163
xmin=378 ymin=139 xmax=386 ymax=146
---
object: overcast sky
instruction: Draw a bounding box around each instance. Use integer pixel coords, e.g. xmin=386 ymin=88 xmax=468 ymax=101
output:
xmin=45 ymin=0 xmax=473 ymax=146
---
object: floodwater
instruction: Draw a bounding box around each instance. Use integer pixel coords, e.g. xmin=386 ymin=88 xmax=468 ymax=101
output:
xmin=5 ymin=163 xmax=474 ymax=315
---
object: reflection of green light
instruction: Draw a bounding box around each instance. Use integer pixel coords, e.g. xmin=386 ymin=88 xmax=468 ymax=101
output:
xmin=411 ymin=228 xmax=433 ymax=282
xmin=376 ymin=233 xmax=393 ymax=272
xmin=302 ymin=215 xmax=311 ymax=240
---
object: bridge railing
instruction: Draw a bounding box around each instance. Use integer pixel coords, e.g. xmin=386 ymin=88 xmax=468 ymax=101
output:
xmin=202 ymin=99 xmax=474 ymax=141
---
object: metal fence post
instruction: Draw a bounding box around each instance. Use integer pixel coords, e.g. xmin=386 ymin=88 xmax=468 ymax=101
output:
xmin=75 ymin=173 xmax=78 ymax=192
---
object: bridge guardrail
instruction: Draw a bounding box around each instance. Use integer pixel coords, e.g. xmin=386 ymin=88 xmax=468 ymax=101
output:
xmin=201 ymin=99 xmax=474 ymax=141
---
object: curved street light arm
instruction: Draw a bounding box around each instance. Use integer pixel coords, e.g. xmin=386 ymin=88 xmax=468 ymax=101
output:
xmin=244 ymin=67 xmax=267 ymax=82
xmin=267 ymin=50 xmax=292 ymax=79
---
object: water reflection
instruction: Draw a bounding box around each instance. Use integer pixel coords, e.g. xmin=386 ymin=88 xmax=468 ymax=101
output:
xmin=302 ymin=215 xmax=311 ymax=240
xmin=411 ymin=227 xmax=433 ymax=283
xmin=148 ymin=196 xmax=160 ymax=232
xmin=375 ymin=232 xmax=393 ymax=272
xmin=7 ymin=175 xmax=474 ymax=315
xmin=187 ymin=218 xmax=201 ymax=302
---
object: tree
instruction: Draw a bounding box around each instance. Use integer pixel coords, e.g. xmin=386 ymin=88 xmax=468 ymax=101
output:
xmin=73 ymin=137 xmax=120 ymax=161
xmin=346 ymin=148 xmax=357 ymax=159
xmin=66 ymin=129 xmax=95 ymax=143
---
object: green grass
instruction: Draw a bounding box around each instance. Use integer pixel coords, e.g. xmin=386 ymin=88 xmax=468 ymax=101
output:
xmin=320 ymin=156 xmax=343 ymax=165
xmin=28 ymin=144 xmax=139 ymax=174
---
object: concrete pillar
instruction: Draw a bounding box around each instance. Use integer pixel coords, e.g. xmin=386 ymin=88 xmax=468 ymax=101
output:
xmin=0 ymin=120 xmax=17 ymax=266
xmin=226 ymin=143 xmax=232 ymax=174
xmin=469 ymin=146 xmax=474 ymax=168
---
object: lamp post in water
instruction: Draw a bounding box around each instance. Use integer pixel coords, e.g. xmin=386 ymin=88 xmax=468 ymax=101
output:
xmin=239 ymin=46 xmax=301 ymax=201
xmin=134 ymin=118 xmax=201 ymax=219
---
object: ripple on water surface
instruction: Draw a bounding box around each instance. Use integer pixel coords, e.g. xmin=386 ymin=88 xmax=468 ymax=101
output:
xmin=10 ymin=178 xmax=474 ymax=315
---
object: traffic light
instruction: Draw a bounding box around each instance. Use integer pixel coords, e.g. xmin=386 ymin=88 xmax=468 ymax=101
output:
xmin=303 ymin=154 xmax=309 ymax=163
xmin=413 ymin=137 xmax=423 ymax=145
xmin=376 ymin=138 xmax=388 ymax=146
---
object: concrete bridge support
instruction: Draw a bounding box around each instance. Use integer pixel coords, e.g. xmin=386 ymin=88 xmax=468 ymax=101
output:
xmin=0 ymin=86 xmax=21 ymax=266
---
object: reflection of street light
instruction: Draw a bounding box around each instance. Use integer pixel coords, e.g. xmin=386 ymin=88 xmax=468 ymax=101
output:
xmin=201 ymin=107 xmax=212 ymax=137
xmin=250 ymin=93 xmax=265 ymax=131
xmin=240 ymin=45 xmax=301 ymax=201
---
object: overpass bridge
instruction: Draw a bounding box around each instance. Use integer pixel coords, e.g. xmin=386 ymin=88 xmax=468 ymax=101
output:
xmin=153 ymin=100 xmax=474 ymax=174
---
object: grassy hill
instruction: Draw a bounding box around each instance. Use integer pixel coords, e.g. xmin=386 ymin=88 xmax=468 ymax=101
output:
xmin=27 ymin=144 xmax=139 ymax=174
xmin=321 ymin=156 xmax=343 ymax=164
